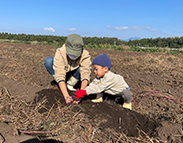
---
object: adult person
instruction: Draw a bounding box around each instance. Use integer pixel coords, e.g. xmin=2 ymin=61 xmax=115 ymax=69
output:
xmin=44 ymin=34 xmax=91 ymax=104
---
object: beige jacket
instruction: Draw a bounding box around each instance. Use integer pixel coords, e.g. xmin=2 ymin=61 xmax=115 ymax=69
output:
xmin=85 ymin=71 xmax=129 ymax=95
xmin=53 ymin=44 xmax=91 ymax=83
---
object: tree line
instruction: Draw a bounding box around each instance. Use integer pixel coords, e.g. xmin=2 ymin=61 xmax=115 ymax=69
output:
xmin=0 ymin=32 xmax=183 ymax=48
xmin=0 ymin=32 xmax=126 ymax=46
xmin=128 ymin=37 xmax=183 ymax=48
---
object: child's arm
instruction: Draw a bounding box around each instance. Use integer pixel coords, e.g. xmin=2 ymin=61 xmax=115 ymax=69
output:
xmin=73 ymin=77 xmax=112 ymax=101
xmin=74 ymin=71 xmax=121 ymax=101
xmin=85 ymin=73 xmax=116 ymax=95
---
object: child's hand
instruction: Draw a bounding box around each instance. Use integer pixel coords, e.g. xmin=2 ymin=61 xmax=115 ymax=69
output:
xmin=73 ymin=89 xmax=87 ymax=101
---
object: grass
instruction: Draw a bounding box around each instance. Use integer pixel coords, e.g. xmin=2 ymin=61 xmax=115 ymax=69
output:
xmin=129 ymin=46 xmax=183 ymax=55
xmin=0 ymin=39 xmax=183 ymax=55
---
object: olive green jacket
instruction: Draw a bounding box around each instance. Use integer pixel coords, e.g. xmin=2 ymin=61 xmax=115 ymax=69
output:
xmin=53 ymin=44 xmax=91 ymax=83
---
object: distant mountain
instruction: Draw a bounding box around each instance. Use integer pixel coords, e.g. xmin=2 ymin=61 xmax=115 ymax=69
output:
xmin=125 ymin=37 xmax=141 ymax=41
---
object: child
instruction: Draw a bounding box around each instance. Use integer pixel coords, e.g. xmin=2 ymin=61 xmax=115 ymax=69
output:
xmin=73 ymin=53 xmax=133 ymax=110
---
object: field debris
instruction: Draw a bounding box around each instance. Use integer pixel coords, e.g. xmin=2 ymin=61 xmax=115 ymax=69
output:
xmin=0 ymin=86 xmax=169 ymax=143
xmin=1 ymin=43 xmax=183 ymax=142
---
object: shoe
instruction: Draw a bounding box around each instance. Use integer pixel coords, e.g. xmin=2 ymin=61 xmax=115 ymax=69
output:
xmin=123 ymin=102 xmax=132 ymax=110
xmin=51 ymin=80 xmax=57 ymax=86
xmin=52 ymin=74 xmax=57 ymax=81
xmin=91 ymin=93 xmax=103 ymax=103
xmin=50 ymin=80 xmax=59 ymax=89
xmin=67 ymin=84 xmax=77 ymax=91
xmin=67 ymin=76 xmax=79 ymax=91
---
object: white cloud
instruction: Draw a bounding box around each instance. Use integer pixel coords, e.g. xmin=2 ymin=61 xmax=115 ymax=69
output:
xmin=43 ymin=27 xmax=55 ymax=32
xmin=114 ymin=26 xmax=157 ymax=32
xmin=131 ymin=26 xmax=142 ymax=30
xmin=68 ymin=28 xmax=77 ymax=31
xmin=151 ymin=29 xmax=157 ymax=31
xmin=163 ymin=32 xmax=181 ymax=37
xmin=106 ymin=25 xmax=111 ymax=28
xmin=115 ymin=26 xmax=128 ymax=30
xmin=145 ymin=26 xmax=151 ymax=30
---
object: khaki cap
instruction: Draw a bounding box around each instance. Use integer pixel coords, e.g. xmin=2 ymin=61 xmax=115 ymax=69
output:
xmin=66 ymin=34 xmax=84 ymax=56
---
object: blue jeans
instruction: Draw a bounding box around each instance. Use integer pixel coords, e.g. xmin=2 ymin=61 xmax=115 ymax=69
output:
xmin=44 ymin=56 xmax=80 ymax=80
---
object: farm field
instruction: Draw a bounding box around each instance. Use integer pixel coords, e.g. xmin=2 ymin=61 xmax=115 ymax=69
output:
xmin=0 ymin=42 xmax=183 ymax=143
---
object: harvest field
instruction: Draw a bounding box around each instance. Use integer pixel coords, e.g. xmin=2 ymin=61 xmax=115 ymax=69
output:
xmin=0 ymin=42 xmax=183 ymax=143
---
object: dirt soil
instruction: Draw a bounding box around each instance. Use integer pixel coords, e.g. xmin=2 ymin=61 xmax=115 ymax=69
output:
xmin=0 ymin=43 xmax=183 ymax=143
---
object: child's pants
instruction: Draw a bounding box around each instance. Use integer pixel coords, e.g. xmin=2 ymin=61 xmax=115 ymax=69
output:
xmin=115 ymin=89 xmax=133 ymax=104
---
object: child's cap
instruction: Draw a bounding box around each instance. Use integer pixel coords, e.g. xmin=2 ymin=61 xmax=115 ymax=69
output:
xmin=92 ymin=53 xmax=111 ymax=69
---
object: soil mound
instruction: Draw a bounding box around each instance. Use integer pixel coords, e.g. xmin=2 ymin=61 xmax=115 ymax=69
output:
xmin=35 ymin=89 xmax=159 ymax=137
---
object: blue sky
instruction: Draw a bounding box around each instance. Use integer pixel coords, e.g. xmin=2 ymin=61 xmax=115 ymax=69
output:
xmin=0 ymin=0 xmax=183 ymax=40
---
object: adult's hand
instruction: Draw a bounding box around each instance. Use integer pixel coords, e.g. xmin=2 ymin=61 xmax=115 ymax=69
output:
xmin=59 ymin=81 xmax=73 ymax=104
xmin=64 ymin=95 xmax=73 ymax=104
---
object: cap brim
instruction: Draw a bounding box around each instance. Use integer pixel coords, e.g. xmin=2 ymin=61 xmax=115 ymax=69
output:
xmin=66 ymin=46 xmax=82 ymax=56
